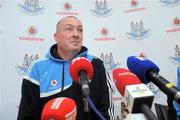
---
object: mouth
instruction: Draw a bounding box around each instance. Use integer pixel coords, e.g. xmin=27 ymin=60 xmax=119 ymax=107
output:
xmin=71 ymin=39 xmax=80 ymax=44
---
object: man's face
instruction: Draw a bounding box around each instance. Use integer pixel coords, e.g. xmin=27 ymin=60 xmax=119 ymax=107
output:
xmin=55 ymin=17 xmax=83 ymax=54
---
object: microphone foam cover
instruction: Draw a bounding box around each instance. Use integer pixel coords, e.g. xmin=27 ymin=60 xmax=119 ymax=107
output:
xmin=69 ymin=57 xmax=93 ymax=83
xmin=112 ymin=68 xmax=141 ymax=96
xmin=41 ymin=97 xmax=77 ymax=120
xmin=127 ymin=56 xmax=160 ymax=84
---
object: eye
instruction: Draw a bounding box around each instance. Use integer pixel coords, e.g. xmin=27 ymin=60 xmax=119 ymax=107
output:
xmin=65 ymin=26 xmax=73 ymax=31
xmin=77 ymin=28 xmax=83 ymax=32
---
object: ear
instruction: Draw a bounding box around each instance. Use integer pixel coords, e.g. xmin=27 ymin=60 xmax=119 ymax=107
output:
xmin=54 ymin=33 xmax=58 ymax=42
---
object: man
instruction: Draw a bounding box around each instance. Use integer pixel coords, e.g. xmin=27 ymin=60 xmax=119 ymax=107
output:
xmin=17 ymin=16 xmax=115 ymax=120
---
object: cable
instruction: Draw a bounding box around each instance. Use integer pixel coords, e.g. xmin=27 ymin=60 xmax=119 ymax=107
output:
xmin=86 ymin=96 xmax=106 ymax=120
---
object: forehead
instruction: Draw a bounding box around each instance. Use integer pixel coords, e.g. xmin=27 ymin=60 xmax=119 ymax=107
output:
xmin=60 ymin=17 xmax=82 ymax=27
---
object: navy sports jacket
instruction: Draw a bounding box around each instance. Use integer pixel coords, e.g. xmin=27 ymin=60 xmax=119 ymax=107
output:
xmin=17 ymin=44 xmax=115 ymax=120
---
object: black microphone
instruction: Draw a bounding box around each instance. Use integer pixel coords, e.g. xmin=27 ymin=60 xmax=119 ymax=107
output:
xmin=141 ymin=104 xmax=159 ymax=120
xmin=127 ymin=56 xmax=180 ymax=104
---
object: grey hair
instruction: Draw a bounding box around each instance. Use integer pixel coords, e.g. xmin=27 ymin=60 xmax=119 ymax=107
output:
xmin=56 ymin=16 xmax=81 ymax=32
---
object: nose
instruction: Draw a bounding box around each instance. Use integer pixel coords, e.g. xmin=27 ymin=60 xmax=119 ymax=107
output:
xmin=73 ymin=29 xmax=80 ymax=38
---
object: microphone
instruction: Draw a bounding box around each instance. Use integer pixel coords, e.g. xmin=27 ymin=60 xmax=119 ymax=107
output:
xmin=127 ymin=56 xmax=180 ymax=104
xmin=41 ymin=97 xmax=77 ymax=120
xmin=69 ymin=57 xmax=94 ymax=97
xmin=112 ymin=67 xmax=141 ymax=96
xmin=174 ymin=67 xmax=180 ymax=118
xmin=112 ymin=68 xmax=154 ymax=114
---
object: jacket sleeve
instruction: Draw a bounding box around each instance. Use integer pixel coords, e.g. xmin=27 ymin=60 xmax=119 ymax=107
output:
xmin=17 ymin=62 xmax=42 ymax=120
xmin=17 ymin=79 xmax=41 ymax=120
xmin=91 ymin=59 xmax=115 ymax=120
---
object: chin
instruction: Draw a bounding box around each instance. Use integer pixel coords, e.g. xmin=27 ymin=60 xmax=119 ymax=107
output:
xmin=71 ymin=47 xmax=80 ymax=52
xmin=72 ymin=45 xmax=81 ymax=50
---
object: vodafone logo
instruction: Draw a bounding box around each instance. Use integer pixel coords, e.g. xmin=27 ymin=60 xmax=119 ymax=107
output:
xmin=173 ymin=17 xmax=180 ymax=26
xmin=56 ymin=1 xmax=78 ymax=16
xmin=51 ymin=80 xmax=57 ymax=87
xmin=101 ymin=27 xmax=109 ymax=36
xmin=94 ymin=27 xmax=116 ymax=41
xmin=139 ymin=52 xmax=147 ymax=59
xmin=131 ymin=0 xmax=138 ymax=7
xmin=166 ymin=17 xmax=180 ymax=33
xmin=124 ymin=0 xmax=145 ymax=13
xmin=27 ymin=26 xmax=37 ymax=36
xmin=18 ymin=25 xmax=45 ymax=42
xmin=63 ymin=2 xmax=72 ymax=11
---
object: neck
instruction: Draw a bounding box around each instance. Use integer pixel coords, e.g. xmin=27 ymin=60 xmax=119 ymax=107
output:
xmin=57 ymin=48 xmax=79 ymax=61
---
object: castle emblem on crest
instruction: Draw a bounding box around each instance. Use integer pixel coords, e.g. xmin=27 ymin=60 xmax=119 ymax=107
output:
xmin=18 ymin=0 xmax=45 ymax=15
xmin=15 ymin=54 xmax=39 ymax=76
xmin=126 ymin=20 xmax=150 ymax=40
xmin=169 ymin=44 xmax=180 ymax=65
xmin=90 ymin=0 xmax=113 ymax=18
xmin=100 ymin=53 xmax=120 ymax=72
xmin=159 ymin=0 xmax=180 ymax=7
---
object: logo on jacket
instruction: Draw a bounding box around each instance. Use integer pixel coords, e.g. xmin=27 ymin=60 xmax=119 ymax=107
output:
xmin=169 ymin=44 xmax=180 ymax=65
xmin=90 ymin=0 xmax=113 ymax=18
xmin=159 ymin=0 xmax=180 ymax=7
xmin=18 ymin=0 xmax=45 ymax=15
xmin=51 ymin=80 xmax=58 ymax=87
xmin=15 ymin=54 xmax=39 ymax=76
xmin=126 ymin=20 xmax=150 ymax=40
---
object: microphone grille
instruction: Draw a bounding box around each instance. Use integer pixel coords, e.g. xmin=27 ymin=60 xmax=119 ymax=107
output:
xmin=41 ymin=97 xmax=77 ymax=120
xmin=69 ymin=57 xmax=94 ymax=82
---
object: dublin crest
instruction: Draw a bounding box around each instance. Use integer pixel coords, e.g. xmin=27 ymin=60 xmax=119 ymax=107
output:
xmin=169 ymin=44 xmax=180 ymax=65
xmin=18 ymin=0 xmax=45 ymax=15
xmin=126 ymin=20 xmax=150 ymax=40
xmin=159 ymin=0 xmax=180 ymax=7
xmin=100 ymin=53 xmax=120 ymax=72
xmin=15 ymin=54 xmax=39 ymax=76
xmin=90 ymin=0 xmax=113 ymax=18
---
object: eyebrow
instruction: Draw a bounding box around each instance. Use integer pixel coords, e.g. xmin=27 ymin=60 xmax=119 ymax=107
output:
xmin=64 ymin=24 xmax=83 ymax=28
xmin=65 ymin=24 xmax=83 ymax=28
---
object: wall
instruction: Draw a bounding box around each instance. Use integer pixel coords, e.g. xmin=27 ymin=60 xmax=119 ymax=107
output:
xmin=0 ymin=0 xmax=180 ymax=119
